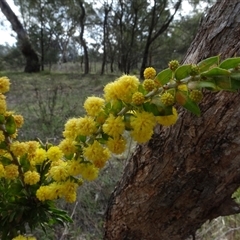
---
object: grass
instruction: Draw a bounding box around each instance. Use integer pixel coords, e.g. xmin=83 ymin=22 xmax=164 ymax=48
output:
xmin=3 ymin=71 xmax=118 ymax=143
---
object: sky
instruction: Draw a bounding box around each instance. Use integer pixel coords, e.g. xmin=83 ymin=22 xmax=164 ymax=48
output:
xmin=0 ymin=0 xmax=206 ymax=46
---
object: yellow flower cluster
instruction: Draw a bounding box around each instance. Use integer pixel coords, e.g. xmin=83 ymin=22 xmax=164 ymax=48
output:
xmin=132 ymin=92 xmax=145 ymax=105
xmin=47 ymin=146 xmax=63 ymax=161
xmin=107 ymin=136 xmax=126 ymax=154
xmin=84 ymin=96 xmax=105 ymax=116
xmin=161 ymin=92 xmax=175 ymax=106
xmin=5 ymin=164 xmax=19 ymax=180
xmin=10 ymin=141 xmax=29 ymax=157
xmin=0 ymin=67 xmax=182 ymax=210
xmin=36 ymin=179 xmax=79 ymax=203
xmin=143 ymin=79 xmax=155 ymax=92
xmin=83 ymin=140 xmax=110 ymax=168
xmin=130 ymin=111 xmax=156 ymax=143
xmin=104 ymin=75 xmax=139 ymax=103
xmin=0 ymin=76 xmax=10 ymax=93
xmin=102 ymin=114 xmax=125 ymax=138
xmin=24 ymin=171 xmax=40 ymax=185
xmin=143 ymin=67 xmax=156 ymax=80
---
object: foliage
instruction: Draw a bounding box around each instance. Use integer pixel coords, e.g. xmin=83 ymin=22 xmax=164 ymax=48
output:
xmin=0 ymin=56 xmax=240 ymax=239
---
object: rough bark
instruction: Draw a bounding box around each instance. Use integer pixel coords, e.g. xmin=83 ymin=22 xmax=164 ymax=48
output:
xmin=0 ymin=0 xmax=40 ymax=73
xmin=104 ymin=1 xmax=240 ymax=239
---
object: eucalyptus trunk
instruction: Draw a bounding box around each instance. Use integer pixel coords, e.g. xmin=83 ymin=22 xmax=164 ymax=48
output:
xmin=104 ymin=1 xmax=240 ymax=239
xmin=0 ymin=0 xmax=40 ymax=73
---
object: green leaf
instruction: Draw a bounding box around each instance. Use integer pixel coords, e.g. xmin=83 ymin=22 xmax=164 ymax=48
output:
xmin=76 ymin=135 xmax=86 ymax=143
xmin=143 ymin=102 xmax=161 ymax=116
xmin=230 ymin=79 xmax=240 ymax=90
xmin=111 ymin=99 xmax=123 ymax=114
xmin=150 ymin=96 xmax=173 ymax=116
xmin=230 ymin=72 xmax=240 ymax=81
xmin=219 ymin=57 xmax=240 ymax=69
xmin=0 ymin=114 xmax=5 ymax=124
xmin=175 ymin=90 xmax=201 ymax=116
xmin=193 ymin=81 xmax=216 ymax=90
xmin=0 ymin=141 xmax=8 ymax=150
xmin=201 ymin=67 xmax=230 ymax=77
xmin=0 ymin=156 xmax=12 ymax=165
xmin=124 ymin=113 xmax=133 ymax=130
xmin=213 ymin=76 xmax=232 ymax=90
xmin=198 ymin=55 xmax=220 ymax=72
xmin=155 ymin=68 xmax=172 ymax=86
xmin=20 ymin=155 xmax=30 ymax=172
xmin=5 ymin=115 xmax=16 ymax=135
xmin=175 ymin=64 xmax=191 ymax=81
xmin=138 ymin=83 xmax=147 ymax=95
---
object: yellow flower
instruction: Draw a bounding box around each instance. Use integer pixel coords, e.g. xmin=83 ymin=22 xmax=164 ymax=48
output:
xmin=47 ymin=146 xmax=63 ymax=161
xmin=26 ymin=141 xmax=40 ymax=156
xmin=103 ymin=81 xmax=119 ymax=102
xmin=24 ymin=171 xmax=40 ymax=185
xmin=116 ymin=75 xmax=140 ymax=103
xmin=36 ymin=186 xmax=52 ymax=201
xmin=36 ymin=183 xmax=64 ymax=201
xmin=160 ymin=92 xmax=175 ymax=106
xmin=102 ymin=114 xmax=125 ymax=138
xmin=84 ymin=96 xmax=105 ymax=117
xmin=143 ymin=79 xmax=155 ymax=92
xmin=104 ymin=75 xmax=140 ymax=103
xmin=178 ymin=84 xmax=188 ymax=91
xmin=33 ymin=148 xmax=47 ymax=165
xmin=63 ymin=118 xmax=79 ymax=139
xmin=64 ymin=191 xmax=77 ymax=203
xmin=156 ymin=107 xmax=178 ymax=126
xmin=0 ymin=76 xmax=10 ymax=93
xmin=143 ymin=67 xmax=156 ymax=80
xmin=61 ymin=180 xmax=78 ymax=202
xmin=76 ymin=116 xmax=97 ymax=136
xmin=0 ymin=94 xmax=6 ymax=114
xmin=83 ymin=140 xmax=110 ymax=168
xmin=189 ymin=90 xmax=203 ymax=103
xmin=13 ymin=114 xmax=24 ymax=128
xmin=107 ymin=136 xmax=126 ymax=155
xmin=10 ymin=141 xmax=29 ymax=157
xmin=0 ymin=163 xmax=5 ymax=177
xmin=68 ymin=160 xmax=84 ymax=176
xmin=130 ymin=111 xmax=156 ymax=143
xmin=49 ymin=182 xmax=62 ymax=199
xmin=58 ymin=139 xmax=77 ymax=156
xmin=5 ymin=164 xmax=19 ymax=180
xmin=49 ymin=162 xmax=69 ymax=182
xmin=81 ymin=164 xmax=99 ymax=181
xmin=132 ymin=92 xmax=145 ymax=105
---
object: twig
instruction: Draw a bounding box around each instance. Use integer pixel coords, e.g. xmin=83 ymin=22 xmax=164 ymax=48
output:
xmin=59 ymin=201 xmax=79 ymax=240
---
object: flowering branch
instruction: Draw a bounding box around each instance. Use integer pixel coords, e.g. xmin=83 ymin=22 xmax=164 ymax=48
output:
xmin=1 ymin=55 xmax=240 ymax=239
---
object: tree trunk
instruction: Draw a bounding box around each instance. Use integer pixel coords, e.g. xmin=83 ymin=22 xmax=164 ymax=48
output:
xmin=79 ymin=1 xmax=89 ymax=74
xmin=139 ymin=0 xmax=182 ymax=79
xmin=104 ymin=1 xmax=240 ymax=239
xmin=0 ymin=0 xmax=40 ymax=73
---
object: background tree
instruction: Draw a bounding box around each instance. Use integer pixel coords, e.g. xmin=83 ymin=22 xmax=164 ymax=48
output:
xmin=104 ymin=0 xmax=240 ymax=239
xmin=0 ymin=0 xmax=40 ymax=72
